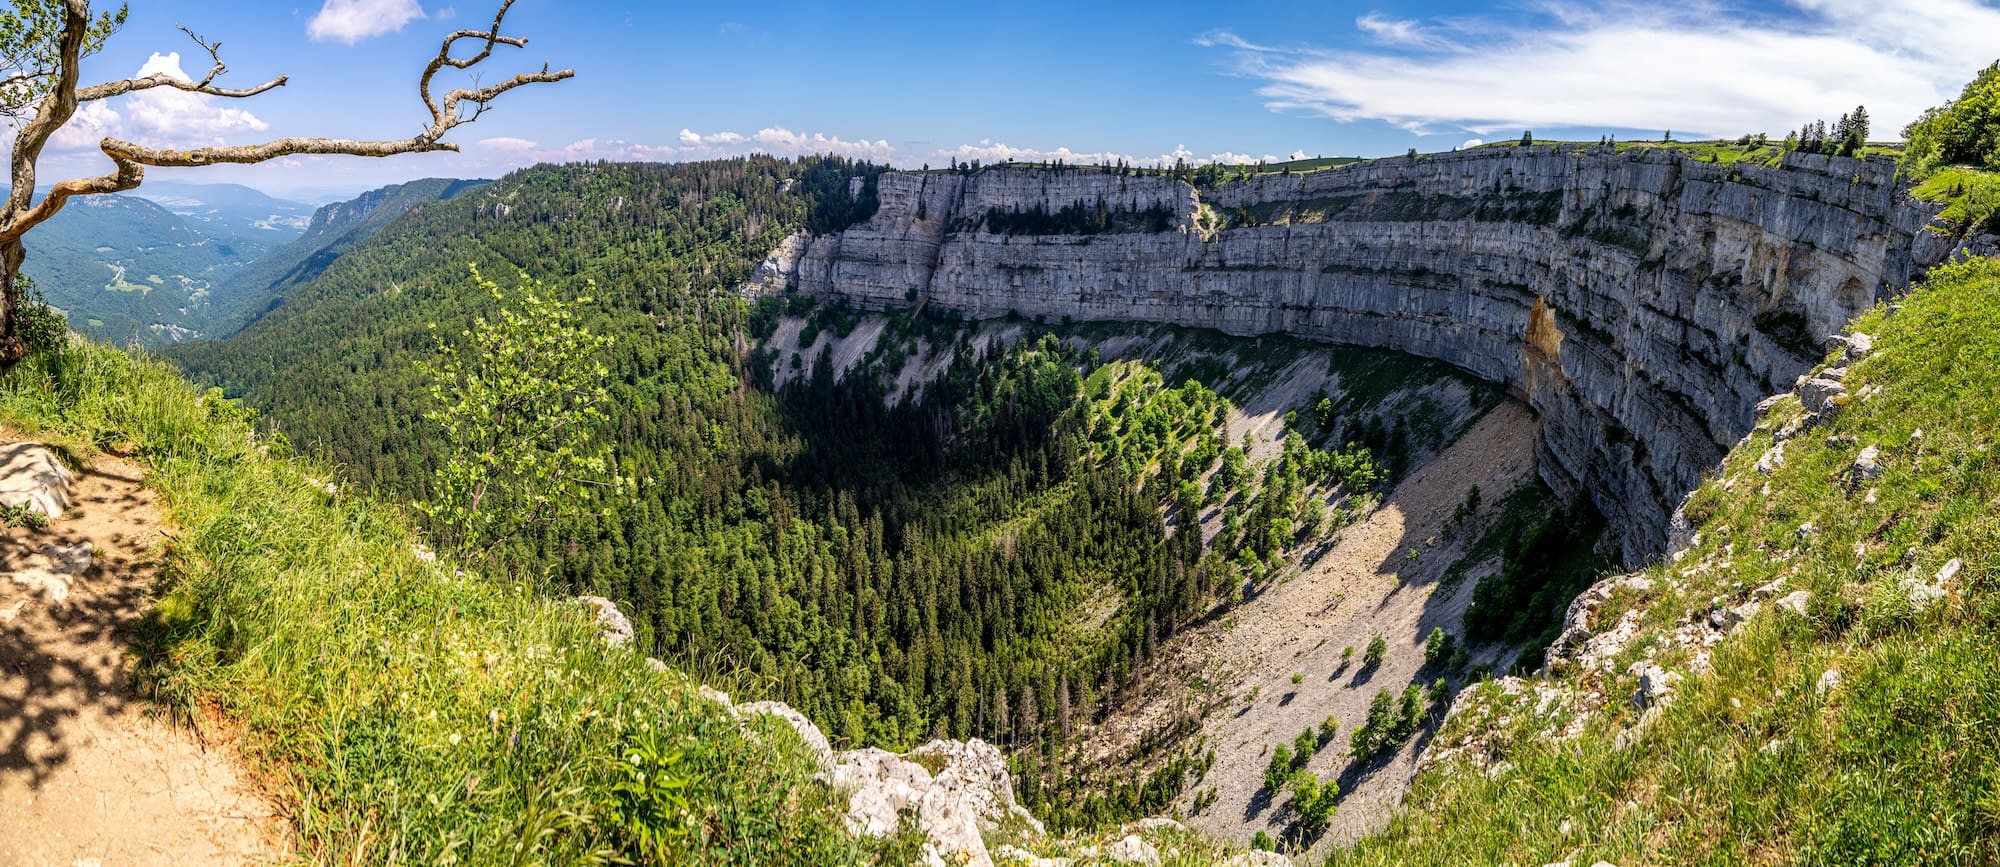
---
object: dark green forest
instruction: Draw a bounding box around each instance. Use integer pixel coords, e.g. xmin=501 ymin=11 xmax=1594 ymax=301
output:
xmin=172 ymin=156 xmax=1478 ymax=828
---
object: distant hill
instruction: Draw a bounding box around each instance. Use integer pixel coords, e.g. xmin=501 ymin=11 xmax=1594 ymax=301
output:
xmin=125 ymin=181 xmax=314 ymax=249
xmin=19 ymin=192 xmax=272 ymax=345
xmin=203 ymin=177 xmax=488 ymax=336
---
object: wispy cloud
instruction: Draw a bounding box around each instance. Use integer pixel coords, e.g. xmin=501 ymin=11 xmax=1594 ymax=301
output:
xmin=1203 ymin=0 xmax=2000 ymax=137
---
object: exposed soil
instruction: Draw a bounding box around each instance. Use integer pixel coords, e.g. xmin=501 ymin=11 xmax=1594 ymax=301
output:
xmin=0 ymin=446 xmax=279 ymax=865
xmin=1076 ymin=401 xmax=1544 ymax=858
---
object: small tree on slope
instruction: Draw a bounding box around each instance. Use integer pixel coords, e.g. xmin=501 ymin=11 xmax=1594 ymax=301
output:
xmin=418 ymin=266 xmax=618 ymax=558
xmin=0 ymin=0 xmax=570 ymax=365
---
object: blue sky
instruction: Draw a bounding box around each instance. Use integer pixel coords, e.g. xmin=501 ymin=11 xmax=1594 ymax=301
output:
xmin=30 ymin=0 xmax=2000 ymax=198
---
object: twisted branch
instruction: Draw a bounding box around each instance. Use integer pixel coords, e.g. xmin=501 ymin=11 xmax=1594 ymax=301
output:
xmin=0 ymin=0 xmax=571 ymax=245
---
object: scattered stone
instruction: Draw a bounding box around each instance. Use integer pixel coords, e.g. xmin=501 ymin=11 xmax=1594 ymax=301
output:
xmin=1104 ymin=835 xmax=1160 ymax=866
xmin=1761 ymin=737 xmax=1790 ymax=756
xmin=1753 ymin=394 xmax=1787 ymax=416
xmin=0 ymin=442 xmax=75 ymax=520
xmin=1799 ymin=376 xmax=1848 ymax=416
xmin=1775 ymin=591 xmax=1812 ymax=616
xmin=1825 ymin=434 xmax=1857 ymax=449
xmin=1839 ymin=332 xmax=1875 ymax=364
xmin=6 ymin=540 xmax=94 ymax=608
xmin=576 ymin=595 xmax=634 ymax=648
xmin=1750 ymin=578 xmax=1788 ymax=599
xmin=1939 ymin=558 xmax=1965 ymax=585
xmin=1864 ymin=487 xmax=1879 ymax=505
xmin=1795 ymin=522 xmax=1817 ymax=541
xmin=1816 ymin=669 xmax=1841 ymax=697
xmin=1629 ymin=663 xmax=1680 ymax=711
xmin=1850 ymin=445 xmax=1883 ymax=482
xmin=1756 ymin=441 xmax=1786 ymax=474
xmin=1222 ymin=852 xmax=1292 ymax=867
xmin=698 ymin=684 xmax=733 ymax=711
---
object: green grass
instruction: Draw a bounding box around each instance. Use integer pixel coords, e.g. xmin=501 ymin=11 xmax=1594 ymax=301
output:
xmin=0 ymin=341 xmax=904 ymax=864
xmin=1912 ymin=165 xmax=2000 ymax=236
xmin=1333 ymin=255 xmax=2000 ymax=865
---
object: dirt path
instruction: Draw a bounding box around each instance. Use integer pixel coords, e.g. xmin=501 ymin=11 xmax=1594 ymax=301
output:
xmin=1077 ymin=401 xmax=1544 ymax=856
xmin=0 ymin=445 xmax=278 ymax=865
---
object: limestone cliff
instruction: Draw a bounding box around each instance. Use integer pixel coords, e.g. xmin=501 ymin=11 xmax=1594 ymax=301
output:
xmin=755 ymin=146 xmax=1961 ymax=561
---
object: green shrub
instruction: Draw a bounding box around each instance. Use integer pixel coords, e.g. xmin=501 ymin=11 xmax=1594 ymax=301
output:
xmin=1363 ymin=634 xmax=1388 ymax=668
xmin=1904 ymin=61 xmax=2000 ymax=178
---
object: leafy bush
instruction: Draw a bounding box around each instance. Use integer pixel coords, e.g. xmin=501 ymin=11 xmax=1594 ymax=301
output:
xmin=1363 ymin=634 xmax=1388 ymax=668
xmin=1424 ymin=627 xmax=1456 ymax=667
xmin=1904 ymin=61 xmax=2000 ymax=178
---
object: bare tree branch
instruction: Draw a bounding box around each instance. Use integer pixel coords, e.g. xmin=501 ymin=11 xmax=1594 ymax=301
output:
xmin=77 ymin=25 xmax=285 ymax=102
xmin=0 ymin=0 xmax=571 ymax=247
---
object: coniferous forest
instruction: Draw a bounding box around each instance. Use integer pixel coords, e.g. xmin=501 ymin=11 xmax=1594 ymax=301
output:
xmin=172 ymin=155 xmax=1469 ymax=827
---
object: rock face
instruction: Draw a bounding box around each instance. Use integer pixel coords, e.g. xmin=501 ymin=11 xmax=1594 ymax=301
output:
xmin=763 ymin=147 xmax=1960 ymax=561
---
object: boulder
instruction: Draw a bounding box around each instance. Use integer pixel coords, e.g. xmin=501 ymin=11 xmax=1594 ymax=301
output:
xmin=828 ymin=748 xmax=931 ymax=837
xmin=917 ymin=783 xmax=993 ymax=867
xmin=1104 ymin=835 xmax=1160 ymax=865
xmin=0 ymin=443 xmax=75 ymax=520
xmin=913 ymin=738 xmax=1044 ymax=834
xmin=1799 ymin=376 xmax=1848 ymax=417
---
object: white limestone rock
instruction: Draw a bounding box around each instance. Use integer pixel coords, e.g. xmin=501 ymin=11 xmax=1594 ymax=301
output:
xmin=0 ymin=443 xmax=75 ymax=520
xmin=1104 ymin=835 xmax=1160 ymax=866
xmin=737 ymin=700 xmax=834 ymax=771
xmin=576 ymin=595 xmax=634 ymax=648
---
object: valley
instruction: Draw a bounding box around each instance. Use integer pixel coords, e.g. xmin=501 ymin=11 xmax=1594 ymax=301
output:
xmin=1 ymin=5 xmax=1998 ymax=859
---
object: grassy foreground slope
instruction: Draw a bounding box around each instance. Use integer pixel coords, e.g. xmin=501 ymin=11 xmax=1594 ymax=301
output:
xmin=0 ymin=342 xmax=901 ymax=865
xmin=1337 ymin=255 xmax=2000 ymax=865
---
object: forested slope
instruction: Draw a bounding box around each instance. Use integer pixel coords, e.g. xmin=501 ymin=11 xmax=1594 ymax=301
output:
xmin=173 ymin=157 xmax=1528 ymax=833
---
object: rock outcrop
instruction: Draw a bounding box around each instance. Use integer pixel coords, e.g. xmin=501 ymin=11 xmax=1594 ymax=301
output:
xmin=576 ymin=596 xmax=1285 ymax=865
xmin=760 ymin=147 xmax=1962 ymax=561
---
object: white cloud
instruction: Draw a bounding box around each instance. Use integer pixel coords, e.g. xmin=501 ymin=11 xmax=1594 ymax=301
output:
xmin=1205 ymin=0 xmax=2000 ymax=138
xmin=308 ymin=0 xmax=426 ymax=44
xmin=122 ymin=53 xmax=271 ymax=141
xmin=474 ymin=128 xmax=896 ymax=166
xmin=933 ymin=139 xmax=1288 ymax=169
xmin=42 ymin=52 xmax=271 ymax=152
xmin=676 ymin=128 xmax=896 ymax=162
xmin=1460 ymin=138 xmax=1484 ymax=150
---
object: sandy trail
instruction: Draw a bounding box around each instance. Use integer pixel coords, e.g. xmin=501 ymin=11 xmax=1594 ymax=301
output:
xmin=0 ymin=446 xmax=278 ymax=866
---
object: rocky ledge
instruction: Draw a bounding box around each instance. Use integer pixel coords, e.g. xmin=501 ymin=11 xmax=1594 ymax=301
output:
xmin=578 ymin=596 xmax=1289 ymax=866
xmin=752 ymin=146 xmax=1970 ymax=562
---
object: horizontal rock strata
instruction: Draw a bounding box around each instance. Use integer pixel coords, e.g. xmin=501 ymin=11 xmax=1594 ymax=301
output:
xmin=758 ymin=146 xmax=1959 ymax=561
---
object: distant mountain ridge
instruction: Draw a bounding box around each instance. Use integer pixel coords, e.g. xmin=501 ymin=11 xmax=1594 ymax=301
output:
xmin=205 ymin=177 xmax=488 ymax=337
xmin=19 ymin=192 xmax=258 ymax=345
